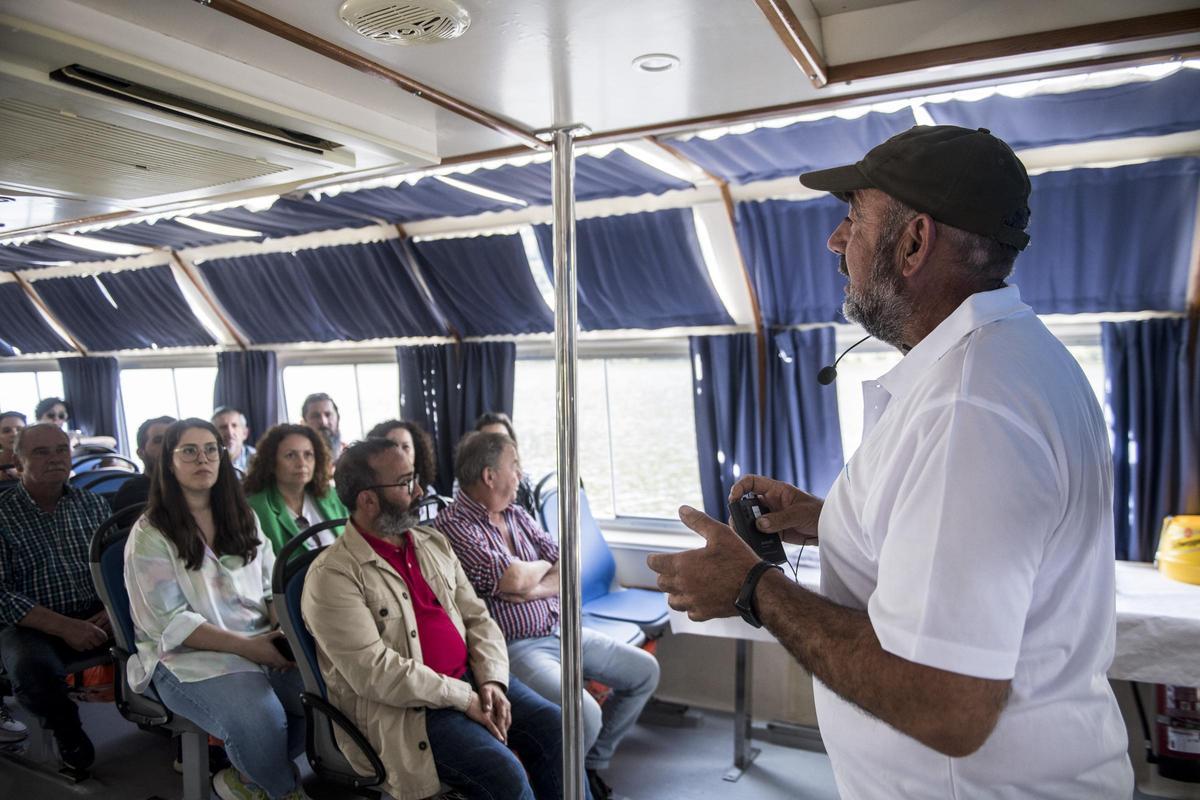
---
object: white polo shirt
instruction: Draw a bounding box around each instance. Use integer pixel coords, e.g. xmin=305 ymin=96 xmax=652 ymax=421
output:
xmin=815 ymin=285 xmax=1132 ymax=799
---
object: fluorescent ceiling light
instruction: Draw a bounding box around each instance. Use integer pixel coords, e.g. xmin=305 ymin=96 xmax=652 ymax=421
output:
xmin=45 ymin=233 xmax=154 ymax=256
xmin=174 ymin=217 xmax=263 ymax=238
xmin=434 ymin=175 xmax=528 ymax=207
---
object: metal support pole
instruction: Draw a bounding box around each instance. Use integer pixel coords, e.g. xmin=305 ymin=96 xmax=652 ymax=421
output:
xmin=552 ymin=126 xmax=586 ymax=800
xmin=724 ymin=639 xmax=760 ymax=781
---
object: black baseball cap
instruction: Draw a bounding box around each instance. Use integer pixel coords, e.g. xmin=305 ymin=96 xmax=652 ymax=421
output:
xmin=799 ymin=125 xmax=1031 ymax=250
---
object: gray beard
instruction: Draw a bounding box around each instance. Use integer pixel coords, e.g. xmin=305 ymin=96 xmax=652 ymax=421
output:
xmin=840 ymin=245 xmax=912 ymax=351
xmin=374 ymin=495 xmax=420 ymax=537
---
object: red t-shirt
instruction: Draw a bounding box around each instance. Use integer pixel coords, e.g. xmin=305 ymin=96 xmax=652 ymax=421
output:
xmin=360 ymin=528 xmax=468 ymax=679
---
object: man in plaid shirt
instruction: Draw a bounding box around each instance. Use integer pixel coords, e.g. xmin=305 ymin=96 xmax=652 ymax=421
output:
xmin=0 ymin=424 xmax=113 ymax=770
xmin=437 ymin=432 xmax=659 ymax=800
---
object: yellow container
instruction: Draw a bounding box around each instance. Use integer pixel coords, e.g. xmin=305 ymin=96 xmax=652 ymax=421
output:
xmin=1157 ymin=516 xmax=1200 ymax=585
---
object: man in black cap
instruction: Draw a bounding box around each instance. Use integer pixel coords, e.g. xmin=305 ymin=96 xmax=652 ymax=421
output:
xmin=649 ymin=126 xmax=1132 ymax=797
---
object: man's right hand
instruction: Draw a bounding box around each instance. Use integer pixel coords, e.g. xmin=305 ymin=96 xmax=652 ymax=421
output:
xmin=466 ymin=691 xmax=505 ymax=742
xmin=730 ymin=475 xmax=823 ymax=545
xmin=58 ymin=617 xmax=109 ymax=652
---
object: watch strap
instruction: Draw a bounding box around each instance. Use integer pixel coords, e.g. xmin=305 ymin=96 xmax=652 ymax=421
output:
xmin=735 ymin=560 xmax=782 ymax=628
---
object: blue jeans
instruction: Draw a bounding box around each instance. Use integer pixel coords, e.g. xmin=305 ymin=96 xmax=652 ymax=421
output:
xmin=507 ymin=626 xmax=659 ymax=770
xmin=152 ymin=665 xmax=304 ymax=799
xmin=425 ymin=673 xmax=589 ymax=800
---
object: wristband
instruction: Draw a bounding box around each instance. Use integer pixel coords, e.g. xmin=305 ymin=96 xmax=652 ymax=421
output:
xmin=734 ymin=560 xmax=782 ymax=628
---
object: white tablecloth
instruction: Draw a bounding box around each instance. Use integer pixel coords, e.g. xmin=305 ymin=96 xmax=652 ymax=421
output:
xmin=668 ymin=554 xmax=1200 ymax=686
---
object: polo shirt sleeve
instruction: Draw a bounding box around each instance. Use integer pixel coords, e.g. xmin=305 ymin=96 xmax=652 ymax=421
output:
xmin=124 ymin=521 xmax=208 ymax=653
xmin=866 ymin=398 xmax=1063 ymax=681
xmin=436 ymin=513 xmax=511 ymax=598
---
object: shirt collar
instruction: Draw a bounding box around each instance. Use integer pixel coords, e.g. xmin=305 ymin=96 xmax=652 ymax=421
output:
xmin=451 ymin=488 xmax=496 ymax=522
xmin=877 ymin=284 xmax=1031 ymax=400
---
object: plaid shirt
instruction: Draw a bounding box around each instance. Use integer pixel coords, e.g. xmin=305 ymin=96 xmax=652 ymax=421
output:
xmin=436 ymin=490 xmax=559 ymax=641
xmin=0 ymin=483 xmax=111 ymax=625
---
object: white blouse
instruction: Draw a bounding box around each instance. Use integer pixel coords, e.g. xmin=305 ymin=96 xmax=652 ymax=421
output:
xmin=124 ymin=514 xmax=276 ymax=693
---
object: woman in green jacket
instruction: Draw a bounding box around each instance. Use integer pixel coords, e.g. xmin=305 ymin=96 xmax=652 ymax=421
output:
xmin=243 ymin=424 xmax=346 ymax=554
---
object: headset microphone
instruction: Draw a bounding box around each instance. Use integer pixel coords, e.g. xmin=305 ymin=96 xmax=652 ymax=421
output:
xmin=817 ymin=335 xmax=872 ymax=385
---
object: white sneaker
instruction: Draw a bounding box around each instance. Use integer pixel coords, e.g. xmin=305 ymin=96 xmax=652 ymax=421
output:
xmin=0 ymin=700 xmax=28 ymax=743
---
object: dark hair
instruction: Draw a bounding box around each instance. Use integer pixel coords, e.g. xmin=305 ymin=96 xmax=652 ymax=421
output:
xmin=367 ymin=419 xmax=437 ymax=488
xmin=147 ymin=419 xmax=260 ymax=571
xmin=474 ymin=411 xmax=517 ymax=444
xmin=34 ymin=397 xmax=70 ymax=422
xmin=301 ymin=393 xmax=339 ymax=421
xmin=243 ymin=424 xmax=332 ymax=497
xmin=0 ymin=411 xmax=26 ymax=425
xmin=455 ymin=431 xmax=513 ymax=489
xmin=136 ymin=416 xmax=177 ymax=451
xmin=335 ymin=437 xmax=398 ymax=513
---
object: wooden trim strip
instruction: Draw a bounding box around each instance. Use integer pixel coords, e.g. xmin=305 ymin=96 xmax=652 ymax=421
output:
xmin=169 ymin=251 xmax=249 ymax=350
xmin=198 ymin=0 xmax=547 ymax=152
xmin=13 ymin=272 xmax=86 ymax=354
xmin=827 ymin=10 xmax=1200 ymax=85
xmin=754 ymin=0 xmax=827 ymax=88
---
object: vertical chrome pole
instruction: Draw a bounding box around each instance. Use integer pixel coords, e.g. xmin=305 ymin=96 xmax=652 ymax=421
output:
xmin=552 ymin=126 xmax=585 ymax=800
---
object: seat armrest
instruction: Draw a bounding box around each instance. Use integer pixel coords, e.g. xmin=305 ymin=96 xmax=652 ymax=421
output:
xmin=300 ymin=692 xmax=387 ymax=788
xmin=111 ymin=645 xmax=171 ymax=727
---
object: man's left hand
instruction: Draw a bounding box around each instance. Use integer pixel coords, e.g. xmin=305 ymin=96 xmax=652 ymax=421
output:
xmin=478 ymin=682 xmax=511 ymax=741
xmin=646 ymin=506 xmax=762 ymax=621
xmin=87 ymin=609 xmax=113 ymax=637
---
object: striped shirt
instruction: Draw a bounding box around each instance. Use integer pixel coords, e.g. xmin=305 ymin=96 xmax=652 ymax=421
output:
xmin=0 ymin=483 xmax=111 ymax=625
xmin=436 ymin=490 xmax=559 ymax=641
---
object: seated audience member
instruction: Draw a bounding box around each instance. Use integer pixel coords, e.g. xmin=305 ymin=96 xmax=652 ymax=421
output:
xmin=0 ymin=424 xmax=113 ymax=767
xmin=111 ymin=416 xmax=176 ymax=511
xmin=437 ymin=432 xmax=659 ymax=800
xmin=473 ymin=412 xmax=537 ymax=517
xmin=34 ymin=398 xmax=71 ymax=431
xmin=300 ymin=392 xmax=342 ymax=461
xmin=367 ymin=419 xmax=438 ymax=496
xmin=213 ymin=407 xmax=256 ymax=473
xmin=302 ymin=438 xmax=573 ymax=800
xmin=124 ymin=419 xmax=304 ymax=800
xmin=0 ymin=411 xmax=26 ymax=480
xmin=244 ymin=424 xmax=346 ymax=555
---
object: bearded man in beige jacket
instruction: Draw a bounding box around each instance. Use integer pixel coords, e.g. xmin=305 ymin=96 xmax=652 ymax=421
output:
xmin=301 ymin=437 xmax=573 ymax=800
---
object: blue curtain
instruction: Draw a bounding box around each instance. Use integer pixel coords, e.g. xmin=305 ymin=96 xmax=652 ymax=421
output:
xmin=665 ymin=108 xmax=917 ymax=184
xmin=735 ymin=197 xmax=847 ymax=326
xmin=927 ymin=68 xmax=1200 ymax=152
xmin=213 ymin=351 xmax=280 ymax=445
xmin=34 ymin=267 xmax=216 ymax=352
xmin=396 ymin=341 xmax=515 ymax=496
xmin=0 ymin=284 xmax=71 ymax=356
xmin=315 ymin=178 xmax=518 ymax=224
xmin=1015 ymin=159 xmax=1198 ymax=314
xmin=690 ymin=334 xmax=761 ymax=521
xmin=533 ymin=209 xmax=733 ymax=330
xmin=407 ymin=235 xmax=552 ymax=336
xmin=59 ymin=356 xmax=127 ymax=452
xmin=455 ymin=150 xmax=691 ymax=206
xmin=1103 ymin=318 xmax=1200 ymax=562
xmin=198 ymin=239 xmax=446 ymax=344
xmin=764 ymin=328 xmax=844 ymax=497
xmin=0 ymin=240 xmax=117 ymax=270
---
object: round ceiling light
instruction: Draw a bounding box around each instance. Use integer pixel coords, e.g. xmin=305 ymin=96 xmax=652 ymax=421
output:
xmin=632 ymin=53 xmax=680 ymax=73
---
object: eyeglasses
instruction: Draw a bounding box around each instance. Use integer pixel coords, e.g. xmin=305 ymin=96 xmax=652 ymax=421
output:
xmin=365 ymin=472 xmax=418 ymax=493
xmin=45 ymin=412 xmax=68 ymax=421
xmin=175 ymin=443 xmax=223 ymax=463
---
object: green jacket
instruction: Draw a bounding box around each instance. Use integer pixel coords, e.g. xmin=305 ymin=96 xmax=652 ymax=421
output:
xmin=246 ymin=483 xmax=347 ymax=555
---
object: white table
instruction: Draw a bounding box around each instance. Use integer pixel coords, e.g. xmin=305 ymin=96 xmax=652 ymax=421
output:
xmin=668 ymin=556 xmax=1200 ymax=780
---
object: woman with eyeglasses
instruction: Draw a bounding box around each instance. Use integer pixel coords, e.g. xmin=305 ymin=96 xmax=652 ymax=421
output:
xmin=34 ymin=397 xmax=70 ymax=429
xmin=124 ymin=418 xmax=306 ymax=800
xmin=244 ymin=424 xmax=346 ymax=555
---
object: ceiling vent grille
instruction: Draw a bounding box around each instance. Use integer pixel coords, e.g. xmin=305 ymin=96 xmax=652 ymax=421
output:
xmin=339 ymin=0 xmax=471 ymax=45
xmin=0 ymin=98 xmax=289 ymax=200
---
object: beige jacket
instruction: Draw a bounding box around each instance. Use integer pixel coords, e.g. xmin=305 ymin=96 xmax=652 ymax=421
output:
xmin=301 ymin=520 xmax=508 ymax=800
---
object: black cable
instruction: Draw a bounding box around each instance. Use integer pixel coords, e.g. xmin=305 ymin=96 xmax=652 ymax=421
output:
xmin=1130 ymin=682 xmax=1157 ymax=764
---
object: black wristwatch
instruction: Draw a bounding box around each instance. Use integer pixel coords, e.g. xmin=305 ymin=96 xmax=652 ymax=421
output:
xmin=735 ymin=561 xmax=782 ymax=628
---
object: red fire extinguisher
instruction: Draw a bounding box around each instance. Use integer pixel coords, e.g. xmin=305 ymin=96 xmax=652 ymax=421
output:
xmin=1155 ymin=684 xmax=1200 ymax=782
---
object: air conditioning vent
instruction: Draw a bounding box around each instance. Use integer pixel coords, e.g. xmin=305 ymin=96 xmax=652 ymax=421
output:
xmin=1 ymin=97 xmax=289 ymax=199
xmin=339 ymin=0 xmax=471 ymax=45
xmin=49 ymin=64 xmax=342 ymax=154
